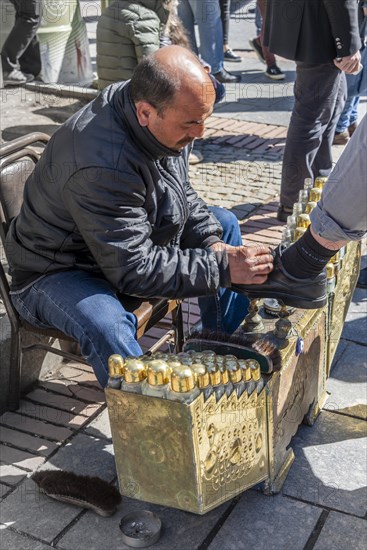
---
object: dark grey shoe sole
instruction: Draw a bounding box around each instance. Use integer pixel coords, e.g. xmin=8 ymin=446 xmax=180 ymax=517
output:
xmin=233 ymin=287 xmax=328 ymax=310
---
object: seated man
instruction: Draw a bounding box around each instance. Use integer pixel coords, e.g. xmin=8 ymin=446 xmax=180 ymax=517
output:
xmin=5 ymin=46 xmax=273 ymax=388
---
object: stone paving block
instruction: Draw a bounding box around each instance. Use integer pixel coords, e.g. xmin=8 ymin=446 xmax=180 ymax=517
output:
xmin=58 ymin=494 xmax=233 ymax=550
xmin=0 ymin=412 xmax=73 ymax=442
xmin=18 ymin=400 xmax=90 ymax=429
xmin=282 ymin=411 xmax=367 ymax=517
xmin=0 ymin=528 xmax=52 ymax=550
xmin=329 ymin=338 xmax=348 ymax=371
xmin=0 ymin=483 xmax=12 ymax=498
xmin=347 ymin=287 xmax=367 ymax=313
xmin=324 ymin=342 xmax=367 ymax=420
xmin=209 ymin=491 xmax=321 ymax=550
xmin=0 ymin=427 xmax=58 ymax=457
xmin=0 ymin=477 xmax=79 ymax=543
xmin=38 ymin=433 xmax=116 ymax=482
xmin=313 ymin=511 xmax=367 ymax=550
xmin=84 ymin=408 xmax=111 ymax=441
xmin=0 ymin=463 xmax=27 ymax=485
xmin=341 ymin=312 xmax=367 ymax=345
xmin=0 ymin=445 xmax=45 ymax=472
xmin=25 ymin=389 xmax=101 ymax=417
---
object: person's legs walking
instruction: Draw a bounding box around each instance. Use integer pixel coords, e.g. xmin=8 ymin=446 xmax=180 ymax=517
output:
xmin=1 ymin=0 xmax=42 ymax=82
xmin=188 ymin=0 xmax=224 ymax=74
xmin=176 ymin=0 xmax=199 ymax=55
xmin=280 ymin=62 xmax=343 ymax=211
xmin=198 ymin=207 xmax=249 ymax=334
xmin=11 ymin=271 xmax=142 ymax=387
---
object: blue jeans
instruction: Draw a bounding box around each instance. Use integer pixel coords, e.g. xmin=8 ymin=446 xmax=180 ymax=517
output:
xmin=336 ymin=45 xmax=367 ymax=133
xmin=11 ymin=207 xmax=248 ymax=387
xmin=177 ymin=0 xmax=224 ymax=74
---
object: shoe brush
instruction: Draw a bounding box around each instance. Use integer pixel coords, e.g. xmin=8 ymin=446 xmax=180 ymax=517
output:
xmin=32 ymin=470 xmax=122 ymax=517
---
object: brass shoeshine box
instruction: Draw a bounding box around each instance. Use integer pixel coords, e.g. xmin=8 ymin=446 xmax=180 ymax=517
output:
xmin=105 ymin=382 xmax=268 ymax=514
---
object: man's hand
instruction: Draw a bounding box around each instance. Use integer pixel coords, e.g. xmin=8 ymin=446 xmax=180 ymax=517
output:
xmin=334 ymin=51 xmax=361 ymax=74
xmin=211 ymin=243 xmax=274 ymax=285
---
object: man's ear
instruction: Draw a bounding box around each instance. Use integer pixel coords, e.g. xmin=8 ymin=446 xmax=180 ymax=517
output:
xmin=135 ymin=101 xmax=155 ymax=127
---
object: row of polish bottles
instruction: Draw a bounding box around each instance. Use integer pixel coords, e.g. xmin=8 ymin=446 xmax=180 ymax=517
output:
xmin=106 ymin=350 xmax=265 ymax=404
xmin=281 ymin=176 xmax=345 ymax=293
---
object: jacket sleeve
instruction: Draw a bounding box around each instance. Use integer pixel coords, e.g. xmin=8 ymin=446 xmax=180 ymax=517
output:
xmin=128 ymin=12 xmax=161 ymax=63
xmin=62 ymin=167 xmax=229 ymax=299
xmin=180 ymin=179 xmax=224 ymax=249
xmin=322 ymin=0 xmax=361 ymax=57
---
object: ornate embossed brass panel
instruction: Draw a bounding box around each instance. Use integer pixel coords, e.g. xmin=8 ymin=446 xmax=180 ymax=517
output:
xmin=106 ymin=387 xmax=268 ymax=514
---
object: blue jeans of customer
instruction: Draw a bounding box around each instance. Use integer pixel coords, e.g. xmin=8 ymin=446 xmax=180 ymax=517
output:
xmin=335 ymin=45 xmax=367 ymax=133
xmin=177 ymin=0 xmax=224 ymax=74
xmin=11 ymin=207 xmax=249 ymax=388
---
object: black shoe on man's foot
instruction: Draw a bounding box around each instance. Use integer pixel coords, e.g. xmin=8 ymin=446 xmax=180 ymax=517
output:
xmin=277 ymin=204 xmax=293 ymax=222
xmin=231 ymin=245 xmax=328 ymax=310
xmin=213 ymin=68 xmax=241 ymax=83
xmin=249 ymin=38 xmax=266 ymax=64
xmin=3 ymin=69 xmax=27 ymax=86
xmin=265 ymin=64 xmax=285 ymax=80
xmin=224 ymin=48 xmax=242 ymax=62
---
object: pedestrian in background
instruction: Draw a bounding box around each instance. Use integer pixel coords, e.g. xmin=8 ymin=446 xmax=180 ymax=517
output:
xmin=219 ymin=0 xmax=242 ymax=62
xmin=333 ymin=0 xmax=367 ymax=145
xmin=1 ymin=0 xmax=42 ymax=86
xmin=264 ymin=0 xmax=361 ymax=221
xmin=249 ymin=0 xmax=284 ymax=80
xmin=177 ymin=0 xmax=241 ymax=82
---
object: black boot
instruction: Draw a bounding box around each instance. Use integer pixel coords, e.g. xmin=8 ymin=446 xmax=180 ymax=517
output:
xmin=213 ymin=68 xmax=241 ymax=83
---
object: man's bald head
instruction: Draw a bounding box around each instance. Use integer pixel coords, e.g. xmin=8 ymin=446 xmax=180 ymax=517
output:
xmin=130 ymin=45 xmax=215 ymax=115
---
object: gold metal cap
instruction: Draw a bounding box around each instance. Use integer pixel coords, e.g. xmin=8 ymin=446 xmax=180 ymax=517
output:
xmin=243 ymin=366 xmax=252 ymax=382
xmin=249 ymin=360 xmax=261 ymax=381
xmin=295 ymin=227 xmax=307 ymax=240
xmin=108 ymin=354 xmax=124 ymax=377
xmin=207 ymin=365 xmax=221 ymax=386
xmin=228 ymin=367 xmax=242 ymax=384
xmin=309 ymin=188 xmax=322 ymax=202
xmin=146 ymin=360 xmax=169 ymax=386
xmin=305 ymin=201 xmax=317 ymax=214
xmin=171 ymin=366 xmax=196 ymax=392
xmin=314 ymin=176 xmax=328 ymax=189
xmin=326 ymin=262 xmax=335 ymax=279
xmin=167 ymin=360 xmax=182 ymax=369
xmin=124 ymin=359 xmax=146 ymax=383
xmin=220 ymin=368 xmax=229 ymax=384
xmin=190 ymin=364 xmax=210 ymax=389
xmin=331 ymin=252 xmax=340 ymax=264
xmin=297 ymin=213 xmax=311 ymax=229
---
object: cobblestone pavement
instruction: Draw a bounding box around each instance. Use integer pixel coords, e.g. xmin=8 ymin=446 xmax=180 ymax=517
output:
xmin=0 ymin=2 xmax=366 ymax=549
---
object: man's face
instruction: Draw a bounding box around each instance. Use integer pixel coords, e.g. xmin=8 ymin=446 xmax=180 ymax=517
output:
xmin=137 ymin=84 xmax=216 ymax=152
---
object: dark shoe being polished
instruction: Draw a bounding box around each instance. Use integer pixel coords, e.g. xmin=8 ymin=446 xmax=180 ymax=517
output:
xmin=213 ymin=68 xmax=241 ymax=83
xmin=277 ymin=204 xmax=293 ymax=222
xmin=232 ymin=246 xmax=327 ymax=309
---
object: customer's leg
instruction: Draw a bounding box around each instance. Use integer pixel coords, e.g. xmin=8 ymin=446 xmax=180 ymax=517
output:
xmin=198 ymin=207 xmax=249 ymax=334
xmin=280 ymin=62 xmax=342 ymax=208
xmin=310 ymin=114 xmax=367 ymax=242
xmin=1 ymin=0 xmax=41 ymax=74
xmin=11 ymin=271 xmax=142 ymax=387
xmin=189 ymin=0 xmax=224 ymax=73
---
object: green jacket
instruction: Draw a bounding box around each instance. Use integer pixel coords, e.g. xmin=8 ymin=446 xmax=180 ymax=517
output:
xmin=97 ymin=0 xmax=170 ymax=89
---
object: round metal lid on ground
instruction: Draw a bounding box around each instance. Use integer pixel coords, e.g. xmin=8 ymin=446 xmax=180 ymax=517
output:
xmin=119 ymin=511 xmax=162 ymax=548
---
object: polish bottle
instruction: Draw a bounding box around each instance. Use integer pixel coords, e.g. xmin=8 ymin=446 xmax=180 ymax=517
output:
xmin=309 ymin=187 xmax=322 ymax=203
xmin=120 ymin=358 xmax=146 ymax=394
xmin=191 ymin=364 xmax=213 ymax=401
xmin=228 ymin=365 xmax=246 ymax=397
xmin=107 ymin=354 xmax=124 ymax=389
xmin=141 ymin=360 xmax=170 ymax=398
xmin=249 ymin=360 xmax=264 ymax=394
xmin=243 ymin=362 xmax=256 ymax=396
xmin=305 ymin=201 xmax=317 ymax=214
xmin=166 ymin=366 xmax=200 ymax=404
xmin=314 ymin=176 xmax=328 ymax=189
xmin=326 ymin=262 xmax=336 ymax=294
xmin=207 ymin=365 xmax=225 ymax=401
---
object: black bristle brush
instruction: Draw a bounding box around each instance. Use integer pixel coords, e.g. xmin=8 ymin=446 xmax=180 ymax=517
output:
xmin=184 ymin=329 xmax=282 ymax=373
xmin=32 ymin=470 xmax=122 ymax=517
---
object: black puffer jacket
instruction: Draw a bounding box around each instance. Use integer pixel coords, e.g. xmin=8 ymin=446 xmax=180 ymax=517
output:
xmin=6 ymin=82 xmax=229 ymax=298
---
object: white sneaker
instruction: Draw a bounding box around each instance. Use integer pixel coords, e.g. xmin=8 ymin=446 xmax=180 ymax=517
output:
xmin=3 ymin=69 xmax=27 ymax=86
